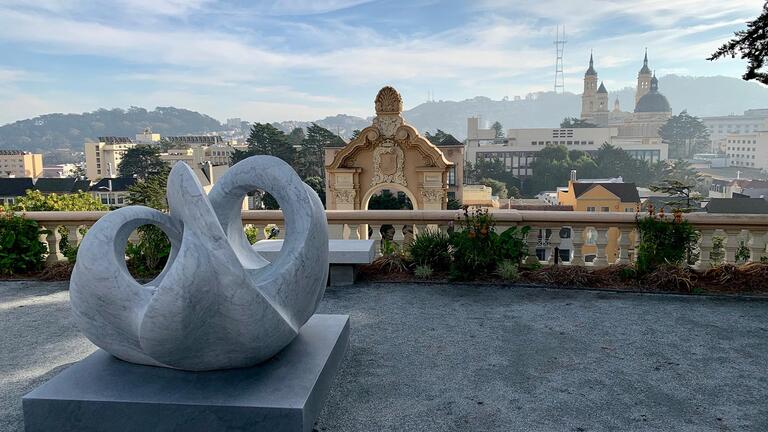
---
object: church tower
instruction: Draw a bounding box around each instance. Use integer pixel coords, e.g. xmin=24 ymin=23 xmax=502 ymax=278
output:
xmin=635 ymin=49 xmax=652 ymax=107
xmin=596 ymin=82 xmax=609 ymax=112
xmin=581 ymin=53 xmax=598 ymax=119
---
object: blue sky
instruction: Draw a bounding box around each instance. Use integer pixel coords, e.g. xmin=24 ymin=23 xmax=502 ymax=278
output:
xmin=0 ymin=0 xmax=763 ymax=124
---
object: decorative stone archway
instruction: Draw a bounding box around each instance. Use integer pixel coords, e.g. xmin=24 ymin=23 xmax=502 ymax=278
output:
xmin=325 ymin=86 xmax=453 ymax=211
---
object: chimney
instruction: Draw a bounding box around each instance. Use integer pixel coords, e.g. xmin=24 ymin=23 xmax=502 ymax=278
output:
xmin=570 ymin=170 xmax=577 ymax=182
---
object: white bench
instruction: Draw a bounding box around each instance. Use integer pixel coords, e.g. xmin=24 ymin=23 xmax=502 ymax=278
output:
xmin=251 ymin=239 xmax=376 ymax=286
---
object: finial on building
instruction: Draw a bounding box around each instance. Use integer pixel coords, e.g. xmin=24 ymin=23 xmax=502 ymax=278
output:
xmin=639 ymin=48 xmax=651 ymax=75
xmin=374 ymin=86 xmax=403 ymax=115
xmin=585 ymin=51 xmax=597 ymax=76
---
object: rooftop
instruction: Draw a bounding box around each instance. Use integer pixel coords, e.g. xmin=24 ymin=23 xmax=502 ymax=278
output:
xmin=3 ymin=281 xmax=768 ymax=431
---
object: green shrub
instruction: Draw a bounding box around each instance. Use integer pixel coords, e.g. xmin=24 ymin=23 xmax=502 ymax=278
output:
xmin=497 ymin=226 xmax=530 ymax=263
xmin=0 ymin=212 xmax=47 ymax=275
xmin=244 ymin=225 xmax=259 ymax=244
xmin=409 ymin=229 xmax=451 ymax=270
xmin=414 ymin=265 xmax=434 ymax=279
xmin=126 ymin=225 xmax=171 ymax=278
xmin=372 ymin=240 xmax=411 ymax=273
xmin=495 ymin=260 xmax=520 ymax=281
xmin=449 ymin=208 xmax=530 ymax=280
xmin=635 ymin=213 xmax=699 ymax=273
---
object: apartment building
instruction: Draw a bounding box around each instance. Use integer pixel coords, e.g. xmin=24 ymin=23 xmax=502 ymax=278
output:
xmin=724 ymin=132 xmax=768 ymax=171
xmin=0 ymin=150 xmax=43 ymax=178
xmin=465 ymin=118 xmax=668 ymax=178
xmin=702 ymin=109 xmax=768 ymax=152
xmin=84 ymin=137 xmax=136 ymax=180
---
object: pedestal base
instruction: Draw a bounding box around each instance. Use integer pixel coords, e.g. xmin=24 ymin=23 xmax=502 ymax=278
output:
xmin=23 ymin=314 xmax=350 ymax=432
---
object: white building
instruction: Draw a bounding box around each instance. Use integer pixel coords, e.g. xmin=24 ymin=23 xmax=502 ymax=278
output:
xmin=724 ymin=131 xmax=768 ymax=171
xmin=465 ymin=118 xmax=668 ymax=178
xmin=84 ymin=137 xmax=136 ymax=180
xmin=702 ymin=109 xmax=768 ymax=152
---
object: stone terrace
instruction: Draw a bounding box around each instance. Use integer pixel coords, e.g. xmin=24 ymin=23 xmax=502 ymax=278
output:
xmin=2 ymin=281 xmax=768 ymax=432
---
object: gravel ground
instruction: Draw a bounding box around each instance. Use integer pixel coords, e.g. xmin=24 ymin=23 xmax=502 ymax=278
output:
xmin=2 ymin=281 xmax=768 ymax=432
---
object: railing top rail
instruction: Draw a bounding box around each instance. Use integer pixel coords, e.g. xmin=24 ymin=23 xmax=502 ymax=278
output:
xmin=13 ymin=209 xmax=768 ymax=229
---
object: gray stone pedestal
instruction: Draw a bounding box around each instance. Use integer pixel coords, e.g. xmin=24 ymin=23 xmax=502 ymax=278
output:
xmin=23 ymin=314 xmax=350 ymax=432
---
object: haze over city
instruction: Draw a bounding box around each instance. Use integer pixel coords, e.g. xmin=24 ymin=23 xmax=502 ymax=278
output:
xmin=0 ymin=0 xmax=765 ymax=124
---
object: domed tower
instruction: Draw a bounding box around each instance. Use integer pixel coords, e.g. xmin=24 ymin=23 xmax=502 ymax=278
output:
xmin=634 ymin=74 xmax=670 ymax=114
xmin=635 ymin=49 xmax=652 ymax=107
xmin=581 ymin=53 xmax=599 ymax=119
xmin=596 ymin=81 xmax=609 ymax=112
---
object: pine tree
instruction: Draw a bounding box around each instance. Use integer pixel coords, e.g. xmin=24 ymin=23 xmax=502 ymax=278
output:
xmin=709 ymin=3 xmax=768 ymax=85
xmin=245 ymin=123 xmax=295 ymax=165
xmin=296 ymin=123 xmax=343 ymax=179
xmin=659 ymin=111 xmax=710 ymax=159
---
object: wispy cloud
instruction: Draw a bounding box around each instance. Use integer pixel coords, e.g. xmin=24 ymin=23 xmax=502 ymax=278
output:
xmin=0 ymin=0 xmax=763 ymax=124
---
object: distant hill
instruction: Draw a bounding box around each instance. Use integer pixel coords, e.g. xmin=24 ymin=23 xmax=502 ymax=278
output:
xmin=3 ymin=75 xmax=767 ymax=160
xmin=0 ymin=106 xmax=222 ymax=161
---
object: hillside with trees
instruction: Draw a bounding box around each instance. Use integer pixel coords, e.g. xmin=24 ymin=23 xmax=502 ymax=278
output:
xmin=0 ymin=107 xmax=222 ymax=162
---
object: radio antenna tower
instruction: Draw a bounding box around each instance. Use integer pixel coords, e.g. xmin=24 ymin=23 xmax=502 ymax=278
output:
xmin=553 ymin=25 xmax=566 ymax=94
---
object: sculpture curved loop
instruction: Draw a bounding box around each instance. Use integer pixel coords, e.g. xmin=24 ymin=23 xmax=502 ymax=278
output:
xmin=70 ymin=156 xmax=329 ymax=371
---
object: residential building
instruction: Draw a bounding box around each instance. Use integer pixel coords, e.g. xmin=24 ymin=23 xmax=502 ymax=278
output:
xmin=706 ymin=197 xmax=768 ymax=214
xmin=0 ymin=150 xmax=43 ymax=178
xmin=465 ymin=119 xmax=667 ymax=178
xmin=0 ymin=178 xmax=34 ymax=205
xmin=42 ymin=164 xmax=80 ymax=178
xmin=84 ymin=137 xmax=136 ymax=180
xmin=462 ymin=185 xmax=499 ymax=208
xmin=557 ymin=173 xmax=641 ymax=263
xmin=34 ymin=178 xmax=90 ymax=195
xmin=135 ymin=128 xmax=161 ymax=145
xmin=702 ymin=109 xmax=768 ymax=152
xmin=724 ymin=131 xmax=768 ymax=170
xmin=89 ymin=177 xmax=137 ymax=207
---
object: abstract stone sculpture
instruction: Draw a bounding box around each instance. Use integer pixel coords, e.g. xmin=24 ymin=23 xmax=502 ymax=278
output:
xmin=69 ymin=156 xmax=329 ymax=371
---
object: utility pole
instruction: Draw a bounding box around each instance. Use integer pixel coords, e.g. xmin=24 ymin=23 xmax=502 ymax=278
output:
xmin=553 ymin=25 xmax=567 ymax=94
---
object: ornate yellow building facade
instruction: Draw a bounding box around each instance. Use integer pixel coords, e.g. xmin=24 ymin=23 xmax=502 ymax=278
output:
xmin=325 ymin=86 xmax=463 ymax=210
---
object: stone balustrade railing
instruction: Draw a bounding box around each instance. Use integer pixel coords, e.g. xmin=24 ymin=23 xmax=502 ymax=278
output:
xmin=18 ymin=210 xmax=768 ymax=270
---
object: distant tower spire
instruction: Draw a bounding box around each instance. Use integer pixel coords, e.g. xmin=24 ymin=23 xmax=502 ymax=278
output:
xmin=553 ymin=25 xmax=567 ymax=94
xmin=581 ymin=51 xmax=599 ymax=119
xmin=635 ymin=48 xmax=653 ymax=107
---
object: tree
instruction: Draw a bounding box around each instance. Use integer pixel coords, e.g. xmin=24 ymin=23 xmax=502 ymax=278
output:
xmin=350 ymin=129 xmax=362 ymax=141
xmin=368 ymin=190 xmax=412 ymax=210
xmin=661 ymin=159 xmax=704 ymax=190
xmin=11 ymin=190 xmax=107 ymax=211
xmin=524 ymin=145 xmax=598 ymax=195
xmin=303 ymin=176 xmax=326 ymax=207
xmin=424 ymin=129 xmax=451 ymax=145
xmin=480 ymin=178 xmax=508 ymax=199
xmin=709 ymin=3 xmax=768 ymax=85
xmin=242 ymin=123 xmax=295 ymax=165
xmin=118 ymin=145 xmax=167 ymax=179
xmin=659 ymin=110 xmax=711 ymax=159
xmin=70 ymin=165 xmax=87 ymax=179
xmin=560 ymin=117 xmax=597 ymax=128
xmin=127 ymin=170 xmax=170 ymax=210
xmin=296 ymin=124 xmax=343 ymax=179
xmin=649 ymin=179 xmax=702 ymax=212
xmin=464 ymin=158 xmax=520 ymax=191
xmin=286 ymin=127 xmax=305 ymax=147
xmin=491 ymin=121 xmax=504 ymax=138
xmin=592 ymin=143 xmax=659 ymax=186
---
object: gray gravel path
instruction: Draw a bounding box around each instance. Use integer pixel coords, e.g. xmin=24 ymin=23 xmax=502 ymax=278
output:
xmin=2 ymin=281 xmax=768 ymax=432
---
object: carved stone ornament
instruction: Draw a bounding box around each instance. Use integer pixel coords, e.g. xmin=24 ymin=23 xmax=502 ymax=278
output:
xmin=374 ymin=86 xmax=403 ymax=115
xmin=333 ymin=189 xmax=356 ymax=204
xmin=371 ymin=139 xmax=407 ymax=187
xmin=421 ymin=189 xmax=445 ymax=202
xmin=70 ymin=156 xmax=329 ymax=371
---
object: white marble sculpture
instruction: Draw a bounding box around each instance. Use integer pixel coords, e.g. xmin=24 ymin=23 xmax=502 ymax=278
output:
xmin=69 ymin=156 xmax=329 ymax=371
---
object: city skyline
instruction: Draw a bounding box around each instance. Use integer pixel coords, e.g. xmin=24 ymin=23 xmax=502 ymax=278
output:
xmin=0 ymin=0 xmax=764 ymax=125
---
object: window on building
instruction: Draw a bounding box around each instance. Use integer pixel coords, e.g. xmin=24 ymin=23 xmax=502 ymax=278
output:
xmin=587 ymin=206 xmax=596 ymax=212
xmin=448 ymin=166 xmax=456 ymax=186
xmin=601 ymin=206 xmax=610 ymax=212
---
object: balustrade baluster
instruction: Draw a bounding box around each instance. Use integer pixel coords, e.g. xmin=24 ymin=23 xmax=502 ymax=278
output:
xmin=592 ymin=227 xmax=609 ymax=268
xmin=724 ymin=229 xmax=740 ymax=264
xmin=748 ymin=230 xmax=767 ymax=263
xmin=348 ymin=224 xmax=360 ymax=240
xmin=43 ymin=225 xmax=65 ymax=264
xmin=697 ymin=229 xmax=715 ymax=270
xmin=369 ymin=224 xmax=383 ymax=256
xmin=393 ymin=224 xmax=406 ymax=248
xmin=547 ymin=226 xmax=561 ymax=265
xmin=525 ymin=227 xmax=540 ymax=265
xmin=67 ymin=225 xmax=82 ymax=249
xmin=570 ymin=226 xmax=585 ymax=266
xmin=616 ymin=227 xmax=632 ymax=265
